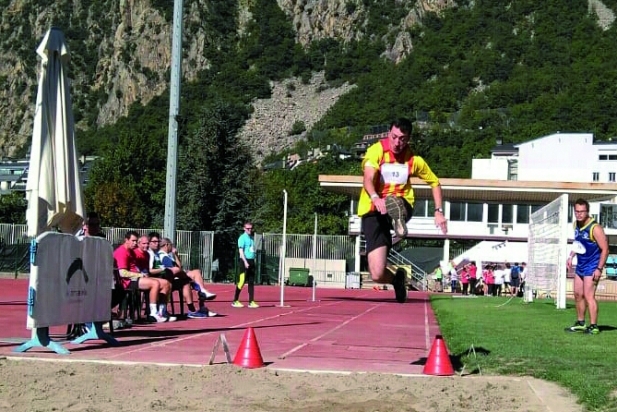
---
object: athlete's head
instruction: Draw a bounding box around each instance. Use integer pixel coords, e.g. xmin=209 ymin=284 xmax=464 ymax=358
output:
xmin=574 ymin=198 xmax=590 ymax=223
xmin=388 ymin=118 xmax=412 ymax=154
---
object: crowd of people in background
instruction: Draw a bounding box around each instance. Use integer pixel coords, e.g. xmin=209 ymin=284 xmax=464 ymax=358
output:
xmin=431 ymin=260 xmax=527 ymax=297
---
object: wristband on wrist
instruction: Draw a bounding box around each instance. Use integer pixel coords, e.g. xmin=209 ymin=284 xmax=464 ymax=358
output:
xmin=370 ymin=193 xmax=379 ymax=200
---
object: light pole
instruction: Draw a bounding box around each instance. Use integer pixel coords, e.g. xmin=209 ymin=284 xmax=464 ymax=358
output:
xmin=164 ymin=0 xmax=183 ymax=243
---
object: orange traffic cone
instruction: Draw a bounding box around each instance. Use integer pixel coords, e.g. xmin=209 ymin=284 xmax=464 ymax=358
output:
xmin=233 ymin=327 xmax=265 ymax=369
xmin=423 ymin=335 xmax=454 ymax=376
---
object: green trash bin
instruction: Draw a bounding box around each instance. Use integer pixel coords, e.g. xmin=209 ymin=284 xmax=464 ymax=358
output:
xmin=288 ymin=267 xmax=311 ymax=286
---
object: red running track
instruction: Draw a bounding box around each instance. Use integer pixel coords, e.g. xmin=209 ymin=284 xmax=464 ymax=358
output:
xmin=0 ymin=279 xmax=441 ymax=374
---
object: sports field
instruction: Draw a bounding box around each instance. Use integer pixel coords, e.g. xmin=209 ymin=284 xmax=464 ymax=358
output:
xmin=432 ymin=293 xmax=617 ymax=411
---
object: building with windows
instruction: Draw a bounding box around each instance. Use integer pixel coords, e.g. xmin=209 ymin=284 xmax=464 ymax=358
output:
xmin=319 ymin=132 xmax=617 ymax=268
xmin=0 ymin=154 xmax=98 ymax=195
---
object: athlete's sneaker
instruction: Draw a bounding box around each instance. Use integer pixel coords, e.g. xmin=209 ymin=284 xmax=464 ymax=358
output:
xmin=384 ymin=195 xmax=408 ymax=237
xmin=187 ymin=310 xmax=207 ymax=319
xmin=198 ymin=290 xmax=217 ymax=301
xmin=160 ymin=309 xmax=177 ymax=322
xmin=564 ymin=321 xmax=586 ymax=332
xmin=231 ymin=301 xmax=244 ymax=308
xmin=585 ymin=325 xmax=600 ymax=335
xmin=248 ymin=301 xmax=260 ymax=308
xmin=147 ymin=313 xmax=169 ymax=323
xmin=393 ymin=268 xmax=408 ymax=303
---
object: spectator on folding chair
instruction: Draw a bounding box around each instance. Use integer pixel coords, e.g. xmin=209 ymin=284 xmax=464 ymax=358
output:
xmin=113 ymin=230 xmax=173 ymax=323
xmin=135 ymin=236 xmax=176 ymax=322
xmin=149 ymin=234 xmax=217 ymax=318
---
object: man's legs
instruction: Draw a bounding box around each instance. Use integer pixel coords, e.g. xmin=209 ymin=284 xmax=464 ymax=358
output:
xmin=565 ymin=275 xmax=587 ymax=332
xmin=185 ymin=268 xmax=216 ymax=300
xmin=364 ymin=213 xmax=406 ymax=303
xmin=367 ymin=245 xmax=391 ymax=283
xmin=152 ymin=278 xmax=175 ymax=321
xmin=246 ymin=262 xmax=257 ymax=307
xmin=583 ymin=276 xmax=599 ymax=327
xmin=137 ymin=277 xmax=167 ymax=322
xmin=232 ymin=262 xmax=246 ymax=307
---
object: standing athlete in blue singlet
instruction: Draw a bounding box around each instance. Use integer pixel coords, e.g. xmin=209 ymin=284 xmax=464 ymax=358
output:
xmin=565 ymin=198 xmax=608 ymax=335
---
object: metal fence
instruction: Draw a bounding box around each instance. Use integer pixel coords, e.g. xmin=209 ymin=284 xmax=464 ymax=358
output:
xmin=0 ymin=224 xmax=215 ymax=280
xmin=255 ymin=233 xmax=356 ymax=285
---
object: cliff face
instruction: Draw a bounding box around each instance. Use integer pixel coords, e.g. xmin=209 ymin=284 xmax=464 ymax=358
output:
xmin=0 ymin=0 xmax=463 ymax=158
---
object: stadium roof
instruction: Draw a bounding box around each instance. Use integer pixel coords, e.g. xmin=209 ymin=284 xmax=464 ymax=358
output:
xmin=318 ymin=175 xmax=617 ymax=204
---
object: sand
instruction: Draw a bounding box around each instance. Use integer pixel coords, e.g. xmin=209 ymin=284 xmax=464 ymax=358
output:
xmin=0 ymin=357 xmax=582 ymax=412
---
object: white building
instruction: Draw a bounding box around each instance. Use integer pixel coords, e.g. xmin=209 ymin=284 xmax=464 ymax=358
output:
xmin=319 ymin=132 xmax=617 ymax=268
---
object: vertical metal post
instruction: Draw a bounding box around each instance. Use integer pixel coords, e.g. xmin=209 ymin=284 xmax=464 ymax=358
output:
xmin=278 ymin=190 xmax=288 ymax=307
xmin=308 ymin=213 xmax=318 ymax=302
xmin=164 ymin=0 xmax=183 ymax=243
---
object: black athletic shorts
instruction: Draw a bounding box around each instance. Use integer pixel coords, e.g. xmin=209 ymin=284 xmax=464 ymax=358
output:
xmin=362 ymin=200 xmax=413 ymax=254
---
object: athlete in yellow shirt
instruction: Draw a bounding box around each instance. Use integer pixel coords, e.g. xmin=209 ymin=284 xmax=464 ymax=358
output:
xmin=359 ymin=118 xmax=448 ymax=302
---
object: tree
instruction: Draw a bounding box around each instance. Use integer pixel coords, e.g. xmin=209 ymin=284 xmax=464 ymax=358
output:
xmin=0 ymin=192 xmax=27 ymax=224
xmin=177 ymin=101 xmax=258 ymax=276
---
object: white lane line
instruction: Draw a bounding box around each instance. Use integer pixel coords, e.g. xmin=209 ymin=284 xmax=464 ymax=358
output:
xmin=424 ymin=299 xmax=431 ymax=350
xmin=278 ymin=304 xmax=381 ymax=359
xmin=108 ymin=301 xmax=343 ymax=359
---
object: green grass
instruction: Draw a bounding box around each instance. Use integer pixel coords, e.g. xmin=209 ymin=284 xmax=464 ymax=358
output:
xmin=431 ymin=294 xmax=617 ymax=411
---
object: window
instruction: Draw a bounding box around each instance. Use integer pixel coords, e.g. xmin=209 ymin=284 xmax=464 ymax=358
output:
xmin=611 ymin=155 xmax=617 ymax=160
xmin=593 ymin=172 xmax=599 ymax=182
xmin=467 ymin=203 xmax=483 ymax=222
xmin=610 ymin=172 xmax=616 ymax=182
xmin=450 ymin=202 xmax=465 ymax=221
xmin=414 ymin=200 xmax=426 ymax=217
xmin=517 ymin=205 xmax=530 ymax=224
xmin=502 ymin=204 xmax=514 ymax=224
xmin=488 ymin=204 xmax=499 ymax=223
xmin=600 ymin=154 xmax=608 ymax=160
xmin=449 ymin=202 xmax=483 ymax=222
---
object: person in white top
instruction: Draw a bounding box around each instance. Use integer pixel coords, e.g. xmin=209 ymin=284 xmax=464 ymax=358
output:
xmin=503 ymin=263 xmax=512 ymax=295
xmin=493 ymin=265 xmax=505 ymax=297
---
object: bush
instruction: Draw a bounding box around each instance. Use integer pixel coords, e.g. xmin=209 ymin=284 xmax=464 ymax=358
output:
xmin=290 ymin=120 xmax=306 ymax=135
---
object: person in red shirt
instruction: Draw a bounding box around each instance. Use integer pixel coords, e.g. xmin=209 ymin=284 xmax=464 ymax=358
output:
xmin=136 ymin=236 xmax=175 ymax=321
xmin=468 ymin=261 xmax=478 ymax=295
xmin=113 ymin=231 xmax=172 ymax=323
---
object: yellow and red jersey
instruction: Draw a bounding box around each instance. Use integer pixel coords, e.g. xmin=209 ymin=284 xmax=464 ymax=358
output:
xmin=358 ymin=139 xmax=440 ymax=217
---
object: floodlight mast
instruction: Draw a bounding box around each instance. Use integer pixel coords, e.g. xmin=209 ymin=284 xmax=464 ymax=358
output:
xmin=164 ymin=0 xmax=183 ymax=243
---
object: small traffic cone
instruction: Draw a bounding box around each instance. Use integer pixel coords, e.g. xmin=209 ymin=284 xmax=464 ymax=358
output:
xmin=423 ymin=335 xmax=454 ymax=376
xmin=233 ymin=327 xmax=265 ymax=368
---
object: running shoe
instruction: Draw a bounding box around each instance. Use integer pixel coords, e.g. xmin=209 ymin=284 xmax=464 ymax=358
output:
xmin=393 ymin=268 xmax=408 ymax=303
xmin=564 ymin=321 xmax=586 ymax=332
xmin=147 ymin=313 xmax=169 ymax=323
xmin=231 ymin=301 xmax=244 ymax=308
xmin=584 ymin=325 xmax=600 ymax=335
xmin=187 ymin=310 xmax=207 ymax=319
xmin=198 ymin=290 xmax=217 ymax=301
xmin=384 ymin=195 xmax=408 ymax=237
xmin=248 ymin=301 xmax=260 ymax=308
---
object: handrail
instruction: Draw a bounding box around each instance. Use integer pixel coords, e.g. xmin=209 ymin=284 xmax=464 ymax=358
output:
xmin=388 ymin=248 xmax=428 ymax=291
xmin=359 ymin=236 xmax=428 ymax=291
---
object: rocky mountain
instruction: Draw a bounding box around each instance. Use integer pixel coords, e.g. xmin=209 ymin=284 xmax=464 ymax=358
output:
xmin=0 ymin=0 xmax=458 ymax=158
xmin=0 ymin=0 xmax=611 ymax=159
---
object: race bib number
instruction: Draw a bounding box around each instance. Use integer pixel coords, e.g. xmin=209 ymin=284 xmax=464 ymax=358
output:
xmin=381 ymin=163 xmax=409 ymax=185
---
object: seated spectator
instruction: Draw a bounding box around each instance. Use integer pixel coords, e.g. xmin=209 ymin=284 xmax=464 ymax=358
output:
xmin=136 ymin=236 xmax=176 ymax=322
xmin=113 ymin=230 xmax=173 ymax=323
xmin=148 ymin=234 xmax=217 ymax=318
